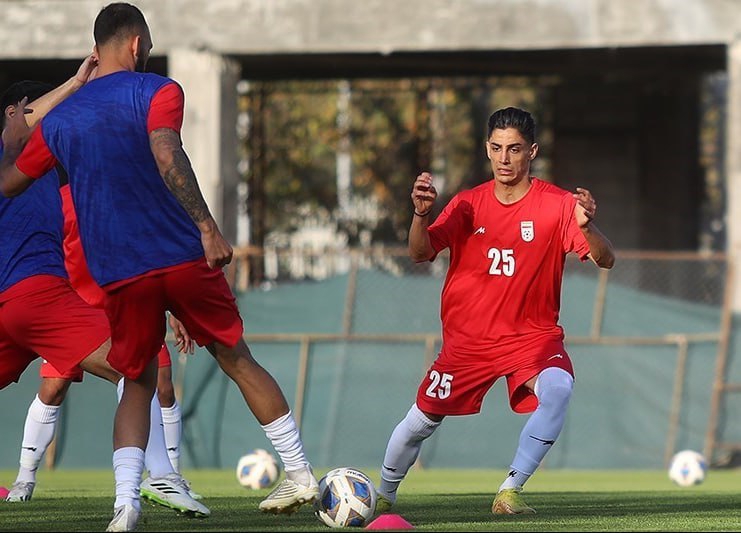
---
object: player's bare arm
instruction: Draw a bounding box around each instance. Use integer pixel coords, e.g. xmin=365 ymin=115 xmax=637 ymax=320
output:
xmin=408 ymin=172 xmax=437 ymax=262
xmin=149 ymin=127 xmax=233 ymax=268
xmin=573 ymin=187 xmax=615 ymax=269
xmin=168 ymin=313 xmax=194 ymax=355
xmin=23 ymin=54 xmax=98 ymax=128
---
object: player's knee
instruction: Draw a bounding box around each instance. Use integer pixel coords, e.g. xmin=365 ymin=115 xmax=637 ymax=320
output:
xmin=38 ymin=380 xmax=72 ymax=406
xmin=535 ymin=368 xmax=573 ymax=409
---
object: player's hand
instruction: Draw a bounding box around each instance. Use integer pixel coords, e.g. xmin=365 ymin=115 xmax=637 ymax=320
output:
xmin=411 ymin=172 xmax=437 ymax=216
xmin=2 ymin=97 xmax=33 ymax=149
xmin=201 ymin=226 xmax=233 ymax=269
xmin=168 ymin=314 xmax=194 ymax=354
xmin=73 ymin=53 xmax=99 ymax=87
xmin=573 ymin=187 xmax=596 ymax=228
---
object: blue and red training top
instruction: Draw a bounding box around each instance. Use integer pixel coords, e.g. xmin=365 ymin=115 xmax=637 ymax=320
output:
xmin=16 ymin=71 xmax=203 ymax=288
xmin=0 ymin=146 xmax=66 ymax=300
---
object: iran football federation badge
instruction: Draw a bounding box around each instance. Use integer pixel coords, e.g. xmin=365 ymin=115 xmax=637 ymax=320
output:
xmin=520 ymin=221 xmax=534 ymax=242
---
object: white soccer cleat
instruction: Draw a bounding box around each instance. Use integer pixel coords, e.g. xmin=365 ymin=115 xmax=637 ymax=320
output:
xmin=140 ymin=474 xmax=210 ymax=517
xmin=105 ymin=504 xmax=140 ymax=532
xmin=181 ymin=477 xmax=203 ymax=500
xmin=258 ymin=475 xmax=319 ymax=514
xmin=6 ymin=481 xmax=35 ymax=502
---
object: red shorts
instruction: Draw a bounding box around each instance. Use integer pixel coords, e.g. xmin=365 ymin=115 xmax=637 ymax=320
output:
xmin=104 ymin=260 xmax=242 ymax=379
xmin=415 ymin=337 xmax=574 ymax=416
xmin=40 ymin=343 xmax=172 ymax=381
xmin=0 ymin=276 xmax=110 ymax=389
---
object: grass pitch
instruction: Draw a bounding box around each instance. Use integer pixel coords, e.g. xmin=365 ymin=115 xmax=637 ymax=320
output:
xmin=0 ymin=468 xmax=739 ymax=531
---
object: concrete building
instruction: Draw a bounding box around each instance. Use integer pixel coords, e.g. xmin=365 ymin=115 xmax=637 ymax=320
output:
xmin=0 ymin=0 xmax=739 ymax=304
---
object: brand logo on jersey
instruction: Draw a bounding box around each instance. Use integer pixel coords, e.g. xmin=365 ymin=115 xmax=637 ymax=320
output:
xmin=547 ymin=353 xmax=563 ymax=360
xmin=521 ymin=221 xmax=534 ymax=242
xmin=474 ymin=226 xmax=486 ymax=235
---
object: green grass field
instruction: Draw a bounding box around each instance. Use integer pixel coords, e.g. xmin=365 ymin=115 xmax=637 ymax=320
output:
xmin=1 ymin=468 xmax=739 ymax=531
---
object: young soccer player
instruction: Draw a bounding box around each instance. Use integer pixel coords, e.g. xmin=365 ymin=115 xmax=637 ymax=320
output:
xmin=376 ymin=107 xmax=615 ymax=515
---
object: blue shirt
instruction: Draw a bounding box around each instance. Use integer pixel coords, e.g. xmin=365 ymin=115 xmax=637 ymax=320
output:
xmin=0 ymin=148 xmax=66 ymax=294
xmin=38 ymin=71 xmax=203 ymax=287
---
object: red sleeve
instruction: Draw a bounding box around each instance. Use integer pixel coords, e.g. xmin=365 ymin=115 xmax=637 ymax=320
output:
xmin=147 ymin=82 xmax=184 ymax=133
xmin=15 ymin=124 xmax=58 ymax=179
xmin=561 ymin=195 xmax=590 ymax=261
xmin=428 ymin=194 xmax=471 ymax=258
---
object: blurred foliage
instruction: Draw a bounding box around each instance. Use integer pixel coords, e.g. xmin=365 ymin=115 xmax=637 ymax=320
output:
xmin=238 ymin=77 xmax=553 ymax=246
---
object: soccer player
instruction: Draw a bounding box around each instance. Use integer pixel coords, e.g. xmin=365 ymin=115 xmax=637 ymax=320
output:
xmin=375 ymin=107 xmax=615 ymax=515
xmin=0 ymin=78 xmax=209 ymax=520
xmin=0 ymin=3 xmax=318 ymax=531
xmin=6 ymin=165 xmax=200 ymax=504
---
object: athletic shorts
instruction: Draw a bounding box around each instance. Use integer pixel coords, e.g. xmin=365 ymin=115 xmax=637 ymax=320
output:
xmin=104 ymin=259 xmax=243 ymax=379
xmin=0 ymin=275 xmax=110 ymax=390
xmin=415 ymin=336 xmax=574 ymax=416
xmin=40 ymin=342 xmax=172 ymax=381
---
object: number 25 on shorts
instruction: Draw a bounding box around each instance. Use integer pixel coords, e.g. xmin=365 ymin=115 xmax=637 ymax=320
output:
xmin=425 ymin=370 xmax=453 ymax=399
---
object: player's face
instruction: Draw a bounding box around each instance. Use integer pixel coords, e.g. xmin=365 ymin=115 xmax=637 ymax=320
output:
xmin=134 ymin=27 xmax=153 ymax=73
xmin=486 ymin=127 xmax=538 ymax=186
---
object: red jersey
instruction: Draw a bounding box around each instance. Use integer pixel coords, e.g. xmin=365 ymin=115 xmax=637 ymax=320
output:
xmin=59 ymin=184 xmax=106 ymax=307
xmin=428 ymin=177 xmax=590 ymax=358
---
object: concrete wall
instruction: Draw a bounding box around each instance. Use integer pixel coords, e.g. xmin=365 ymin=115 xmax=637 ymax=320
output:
xmin=3 ymin=0 xmax=741 ymax=58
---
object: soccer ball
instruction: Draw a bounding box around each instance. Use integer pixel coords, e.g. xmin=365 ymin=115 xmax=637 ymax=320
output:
xmin=668 ymin=449 xmax=708 ymax=487
xmin=236 ymin=449 xmax=280 ymax=489
xmin=314 ymin=467 xmax=377 ymax=528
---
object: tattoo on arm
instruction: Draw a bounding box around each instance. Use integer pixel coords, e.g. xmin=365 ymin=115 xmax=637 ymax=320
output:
xmin=150 ymin=128 xmax=211 ymax=224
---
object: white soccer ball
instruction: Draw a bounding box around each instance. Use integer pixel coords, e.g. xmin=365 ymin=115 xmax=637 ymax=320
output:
xmin=668 ymin=449 xmax=708 ymax=487
xmin=314 ymin=467 xmax=377 ymax=528
xmin=236 ymin=449 xmax=280 ymax=489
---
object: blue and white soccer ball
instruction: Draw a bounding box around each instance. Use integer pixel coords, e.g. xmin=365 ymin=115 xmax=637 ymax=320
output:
xmin=236 ymin=449 xmax=280 ymax=489
xmin=314 ymin=467 xmax=377 ymax=528
xmin=668 ymin=449 xmax=708 ymax=487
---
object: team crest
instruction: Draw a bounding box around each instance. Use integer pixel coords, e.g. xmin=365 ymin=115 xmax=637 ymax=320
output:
xmin=520 ymin=221 xmax=534 ymax=242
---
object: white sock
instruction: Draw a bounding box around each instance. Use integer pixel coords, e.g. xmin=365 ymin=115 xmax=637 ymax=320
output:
xmin=379 ymin=403 xmax=440 ymax=501
xmin=261 ymin=411 xmax=311 ymax=482
xmin=16 ymin=395 xmax=60 ymax=483
xmin=499 ymin=367 xmax=573 ymax=492
xmin=117 ymin=378 xmax=175 ymax=479
xmin=144 ymin=393 xmax=175 ymax=479
xmin=113 ymin=447 xmax=144 ymax=511
xmin=160 ymin=401 xmax=182 ymax=473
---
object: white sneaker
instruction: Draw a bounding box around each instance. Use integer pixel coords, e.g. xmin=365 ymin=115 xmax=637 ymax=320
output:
xmin=106 ymin=504 xmax=140 ymax=532
xmin=140 ymin=474 xmax=210 ymax=517
xmin=259 ymin=472 xmax=319 ymax=514
xmin=6 ymin=481 xmax=35 ymax=502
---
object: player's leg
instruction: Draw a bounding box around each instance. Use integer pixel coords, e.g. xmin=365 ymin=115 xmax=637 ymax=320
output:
xmin=7 ymin=375 xmax=75 ymax=502
xmin=156 ymin=352 xmax=182 ymax=472
xmin=164 ymin=261 xmax=317 ymax=514
xmin=206 ymin=338 xmax=319 ymax=513
xmin=493 ymin=366 xmax=574 ymax=514
xmin=155 ymin=352 xmax=202 ymax=500
xmin=377 ymin=403 xmax=443 ymax=511
xmin=103 ymin=277 xmax=209 ymax=528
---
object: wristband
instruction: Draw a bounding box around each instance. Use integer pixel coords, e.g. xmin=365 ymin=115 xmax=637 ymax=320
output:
xmin=414 ymin=209 xmax=432 ymax=217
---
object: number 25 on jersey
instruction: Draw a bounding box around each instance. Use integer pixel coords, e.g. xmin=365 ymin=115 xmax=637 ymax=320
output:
xmin=488 ymin=248 xmax=515 ymax=276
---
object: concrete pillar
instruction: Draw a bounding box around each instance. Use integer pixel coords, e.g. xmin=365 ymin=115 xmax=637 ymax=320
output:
xmin=168 ymin=48 xmax=241 ymax=244
xmin=727 ymin=38 xmax=741 ymax=310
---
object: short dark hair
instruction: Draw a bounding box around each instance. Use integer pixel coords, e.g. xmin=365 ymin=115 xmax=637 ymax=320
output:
xmin=0 ymin=80 xmax=54 ymax=130
xmin=487 ymin=107 xmax=536 ymax=145
xmin=93 ymin=2 xmax=148 ymax=47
